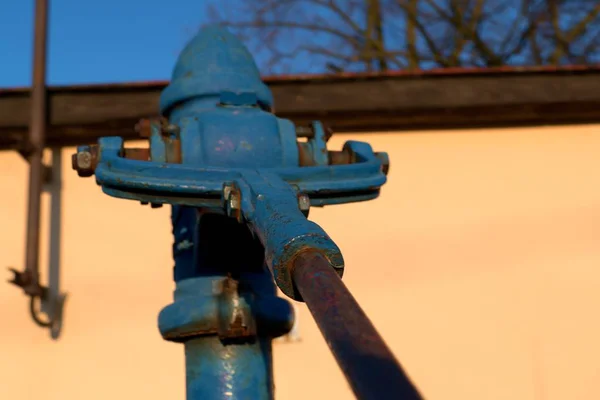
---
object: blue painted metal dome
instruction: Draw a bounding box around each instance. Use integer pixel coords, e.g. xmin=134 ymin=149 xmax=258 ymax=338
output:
xmin=160 ymin=25 xmax=274 ymax=114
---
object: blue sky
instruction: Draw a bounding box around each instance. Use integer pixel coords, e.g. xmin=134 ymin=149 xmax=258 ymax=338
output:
xmin=5 ymin=1 xmax=589 ymax=88
xmin=0 ymin=0 xmax=222 ymax=87
xmin=2 ymin=0 xmax=363 ymax=87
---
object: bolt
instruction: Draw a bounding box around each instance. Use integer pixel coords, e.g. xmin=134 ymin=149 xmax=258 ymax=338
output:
xmin=224 ymin=185 xmax=242 ymax=223
xmin=71 ymin=145 xmax=98 ymax=177
xmin=298 ymin=193 xmax=310 ymax=217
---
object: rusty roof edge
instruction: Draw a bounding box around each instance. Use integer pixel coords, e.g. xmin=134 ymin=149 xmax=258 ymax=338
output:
xmin=1 ymin=64 xmax=600 ymax=94
xmin=264 ymin=63 xmax=600 ymax=82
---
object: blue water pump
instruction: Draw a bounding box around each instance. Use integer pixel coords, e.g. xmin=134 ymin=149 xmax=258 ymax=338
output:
xmin=72 ymin=26 xmax=421 ymax=400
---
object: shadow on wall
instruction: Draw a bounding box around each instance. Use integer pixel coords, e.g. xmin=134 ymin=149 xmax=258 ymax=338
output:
xmin=1 ymin=124 xmax=600 ymax=400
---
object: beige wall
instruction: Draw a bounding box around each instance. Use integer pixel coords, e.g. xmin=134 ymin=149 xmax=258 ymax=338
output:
xmin=1 ymin=125 xmax=599 ymax=399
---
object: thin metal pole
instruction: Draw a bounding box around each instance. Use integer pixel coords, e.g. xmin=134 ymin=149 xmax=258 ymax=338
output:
xmin=292 ymin=251 xmax=423 ymax=400
xmin=23 ymin=0 xmax=49 ymax=297
xmin=41 ymin=148 xmax=67 ymax=338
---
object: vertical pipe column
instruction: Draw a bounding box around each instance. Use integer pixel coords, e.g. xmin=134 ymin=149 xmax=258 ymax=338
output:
xmin=160 ymin=213 xmax=293 ymax=400
xmin=159 ymin=273 xmax=284 ymax=400
xmin=24 ymin=0 xmax=49 ymax=296
xmin=184 ymin=336 xmax=274 ymax=399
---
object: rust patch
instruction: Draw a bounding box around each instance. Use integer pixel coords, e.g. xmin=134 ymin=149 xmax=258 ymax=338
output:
xmin=123 ymin=148 xmax=150 ymax=161
xmin=328 ymin=150 xmax=352 ymax=165
xmin=165 ymin=137 xmax=182 ymax=163
xmin=163 ymin=328 xmax=218 ymax=342
xmin=297 ymin=143 xmax=314 ymax=166
xmin=217 ymin=277 xmax=257 ymax=343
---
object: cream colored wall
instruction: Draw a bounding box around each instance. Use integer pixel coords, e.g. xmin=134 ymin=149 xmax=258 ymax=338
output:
xmin=1 ymin=124 xmax=599 ymax=400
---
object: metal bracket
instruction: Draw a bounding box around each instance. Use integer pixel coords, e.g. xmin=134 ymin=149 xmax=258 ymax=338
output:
xmin=74 ymin=135 xmax=387 ymax=299
xmin=91 ymin=136 xmax=385 ymax=208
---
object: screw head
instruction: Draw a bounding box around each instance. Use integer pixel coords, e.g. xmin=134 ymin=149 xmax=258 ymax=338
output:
xmin=76 ymin=151 xmax=92 ymax=169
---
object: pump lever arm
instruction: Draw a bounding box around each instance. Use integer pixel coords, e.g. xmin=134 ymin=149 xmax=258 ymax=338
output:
xmin=229 ymin=171 xmax=344 ymax=301
xmin=228 ymin=173 xmax=422 ymax=399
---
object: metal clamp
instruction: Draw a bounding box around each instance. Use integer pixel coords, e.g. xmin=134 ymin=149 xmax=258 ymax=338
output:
xmin=73 ymin=135 xmax=388 ymax=299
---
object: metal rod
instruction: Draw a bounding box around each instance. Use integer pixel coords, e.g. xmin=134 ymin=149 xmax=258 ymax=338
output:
xmin=46 ymin=148 xmax=61 ymax=306
xmin=292 ymin=251 xmax=423 ymax=400
xmin=23 ymin=0 xmax=49 ymax=296
xmin=41 ymin=148 xmax=67 ymax=339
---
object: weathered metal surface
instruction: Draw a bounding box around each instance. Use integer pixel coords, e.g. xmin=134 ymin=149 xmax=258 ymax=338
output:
xmin=69 ymin=25 xmax=418 ymax=399
xmin=122 ymin=147 xmax=149 ymax=161
xmin=158 ymin=274 xmax=293 ymax=342
xmin=292 ymin=251 xmax=423 ymax=400
xmin=2 ymin=65 xmax=600 ymax=150
xmin=184 ymin=336 xmax=274 ymax=399
xmin=159 ymin=274 xmax=288 ymax=398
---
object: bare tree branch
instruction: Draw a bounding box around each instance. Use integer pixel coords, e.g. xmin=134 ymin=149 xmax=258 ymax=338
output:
xmin=204 ymin=0 xmax=600 ymax=73
xmin=549 ymin=1 xmax=600 ymax=64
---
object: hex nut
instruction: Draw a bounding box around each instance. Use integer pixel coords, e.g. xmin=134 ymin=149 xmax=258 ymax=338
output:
xmin=72 ymin=146 xmax=98 ymax=177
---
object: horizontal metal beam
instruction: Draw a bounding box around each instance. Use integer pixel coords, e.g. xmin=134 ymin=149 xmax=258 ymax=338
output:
xmin=1 ymin=66 xmax=600 ymax=150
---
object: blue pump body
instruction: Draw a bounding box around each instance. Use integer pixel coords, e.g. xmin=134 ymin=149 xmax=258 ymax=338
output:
xmin=79 ymin=26 xmax=389 ymax=400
